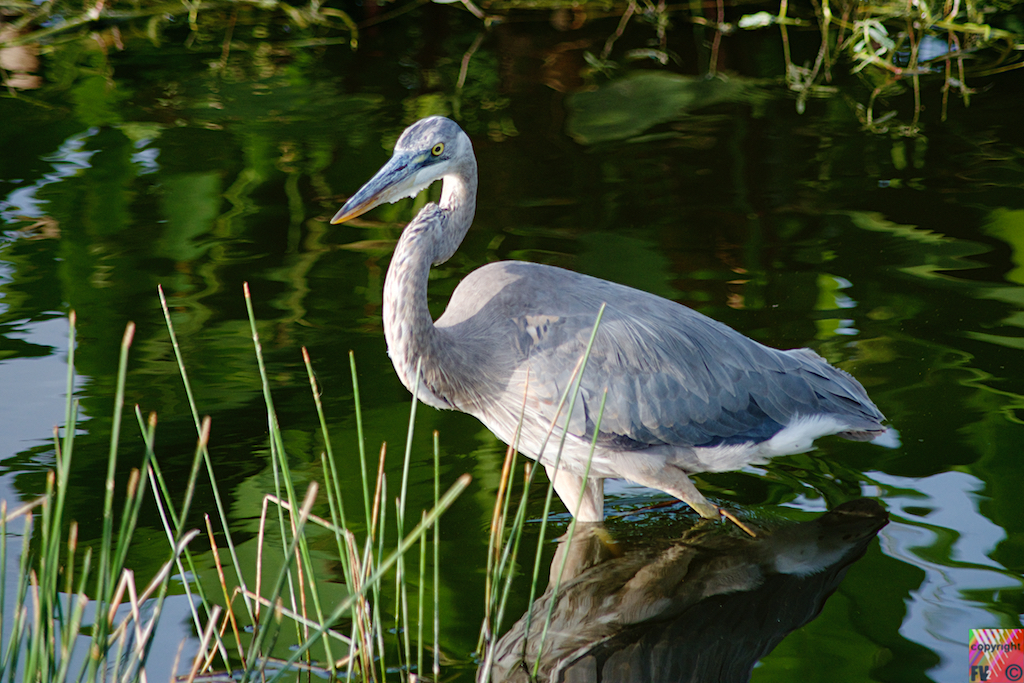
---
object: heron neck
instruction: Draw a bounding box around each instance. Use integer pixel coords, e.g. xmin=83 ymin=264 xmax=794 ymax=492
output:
xmin=382 ymin=165 xmax=477 ymax=406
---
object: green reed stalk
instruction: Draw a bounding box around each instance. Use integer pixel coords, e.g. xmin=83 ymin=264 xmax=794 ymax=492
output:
xmin=53 ymin=546 xmax=91 ymax=683
xmin=479 ymin=443 xmax=514 ymax=649
xmin=138 ymin=410 xmax=232 ymax=673
xmin=395 ymin=358 xmax=422 ymax=675
xmin=26 ymin=566 xmax=43 ymax=679
xmin=243 ymin=283 xmax=335 ymax=670
xmin=433 ymin=430 xmax=441 ymax=677
xmin=58 ymin=523 xmax=78 ymax=669
xmin=349 ymin=351 xmax=373 ymax=535
xmin=303 ymin=348 xmax=353 ymax=573
xmin=28 ymin=472 xmax=54 ymax=680
xmin=482 ymin=459 xmax=540 ymax=672
xmin=532 ymin=389 xmax=608 ymax=677
xmin=132 ymin=422 xmax=211 ymax=677
xmin=417 ymin=508 xmax=427 ymax=679
xmin=342 ymin=358 xmax=378 ymax=679
xmin=317 ymin=451 xmax=354 ymax=678
xmin=111 ymin=415 xmax=156 ymax=593
xmin=86 ymin=321 xmax=134 ymax=683
xmin=396 ymin=501 xmax=412 ymax=675
xmin=2 ymin=511 xmax=33 ymax=677
xmin=240 ymin=483 xmax=320 ymax=683
xmin=38 ymin=313 xmax=77 ymax=646
xmin=265 ymin=474 xmax=471 ymax=683
xmin=478 ymin=305 xmax=606 ymax=682
xmin=36 ymin=313 xmax=81 ymax=681
xmin=351 ymin=352 xmax=386 ymax=680
xmin=62 ymin=311 xmax=76 ymax=460
xmin=520 ymin=306 xmax=605 ymax=642
xmin=266 ymin=434 xmax=306 ymax=657
xmin=479 ymin=444 xmax=516 ymax=655
xmin=374 ymin=473 xmax=388 ymax=683
xmin=398 ymin=357 xmax=421 ymax=533
xmin=241 ymin=292 xmax=305 ymax=666
xmin=158 ymin=285 xmax=255 ymax=624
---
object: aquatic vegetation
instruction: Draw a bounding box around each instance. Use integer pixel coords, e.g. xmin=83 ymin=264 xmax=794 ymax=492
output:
xmin=0 ymin=292 xmax=468 ymax=681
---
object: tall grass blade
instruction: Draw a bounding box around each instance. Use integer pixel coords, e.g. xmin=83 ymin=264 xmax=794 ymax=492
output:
xmin=241 ymin=483 xmax=319 ymax=683
xmin=25 ymin=569 xmax=44 ymax=680
xmin=522 ymin=304 xmax=605 ymax=635
xmin=349 ymin=351 xmax=373 ymax=535
xmin=86 ymin=321 xmax=134 ymax=683
xmin=477 ymin=305 xmax=606 ymax=682
xmin=62 ymin=311 xmax=76 ymax=461
xmin=433 ymin=430 xmax=441 ymax=678
xmin=242 ymin=283 xmax=335 ymax=672
xmin=303 ymin=348 xmax=352 ymax=560
xmin=28 ymin=474 xmax=54 ymax=680
xmin=265 ymin=474 xmax=471 ymax=683
xmin=204 ymin=514 xmax=247 ymax=667
xmin=395 ymin=500 xmax=412 ymax=676
xmin=374 ymin=472 xmax=388 ymax=683
xmin=305 ymin=347 xmax=362 ymax=679
xmin=397 ymin=357 xmax=422 ymax=534
xmin=127 ymin=426 xmax=210 ymax=679
xmin=417 ymin=508 xmax=426 ymax=679
xmin=391 ymin=358 xmax=423 ymax=676
xmin=532 ymin=389 xmax=608 ymax=677
xmin=185 ymin=605 xmax=222 ymax=683
xmin=112 ymin=415 xmax=157 ymax=592
xmin=54 ymin=546 xmax=91 ymax=683
xmin=3 ymin=510 xmax=34 ymax=678
xmin=142 ymin=414 xmax=229 ymax=673
xmin=29 ymin=312 xmax=80 ymax=681
xmin=159 ymin=285 xmax=255 ymax=623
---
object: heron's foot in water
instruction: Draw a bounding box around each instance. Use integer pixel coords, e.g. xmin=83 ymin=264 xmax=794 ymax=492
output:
xmin=718 ymin=507 xmax=757 ymax=538
xmin=691 ymin=500 xmax=757 ymax=538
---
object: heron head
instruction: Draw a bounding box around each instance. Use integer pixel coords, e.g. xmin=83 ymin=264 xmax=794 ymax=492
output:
xmin=331 ymin=116 xmax=471 ymax=224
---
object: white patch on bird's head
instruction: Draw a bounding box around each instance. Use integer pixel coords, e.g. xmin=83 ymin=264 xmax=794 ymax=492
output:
xmin=377 ymin=155 xmax=440 ymax=203
xmin=406 ymin=164 xmax=446 ymax=199
xmin=378 ymin=139 xmax=461 ymax=206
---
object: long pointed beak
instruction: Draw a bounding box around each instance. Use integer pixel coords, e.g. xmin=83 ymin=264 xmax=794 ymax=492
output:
xmin=331 ymin=152 xmax=429 ymax=225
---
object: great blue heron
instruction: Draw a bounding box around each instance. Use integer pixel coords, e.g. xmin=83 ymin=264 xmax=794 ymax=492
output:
xmin=331 ymin=116 xmax=892 ymax=526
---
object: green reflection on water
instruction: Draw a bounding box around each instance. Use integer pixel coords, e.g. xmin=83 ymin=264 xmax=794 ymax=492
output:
xmin=1 ymin=6 xmax=1023 ymax=680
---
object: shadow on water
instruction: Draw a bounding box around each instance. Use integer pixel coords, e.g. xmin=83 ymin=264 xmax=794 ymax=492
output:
xmin=484 ymin=499 xmax=889 ymax=683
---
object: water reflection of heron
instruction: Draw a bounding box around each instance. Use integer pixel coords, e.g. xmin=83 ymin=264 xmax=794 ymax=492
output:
xmin=481 ymin=499 xmax=889 ymax=683
xmin=332 ymin=116 xmax=893 ymax=525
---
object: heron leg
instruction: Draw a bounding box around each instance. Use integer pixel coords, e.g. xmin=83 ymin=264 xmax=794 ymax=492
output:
xmin=544 ymin=465 xmax=604 ymax=522
xmin=625 ymin=467 xmax=759 ymax=535
xmin=617 ymin=464 xmax=719 ymax=520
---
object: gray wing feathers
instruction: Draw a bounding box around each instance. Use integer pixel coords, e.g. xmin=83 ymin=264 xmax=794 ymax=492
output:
xmin=496 ymin=265 xmax=884 ymax=449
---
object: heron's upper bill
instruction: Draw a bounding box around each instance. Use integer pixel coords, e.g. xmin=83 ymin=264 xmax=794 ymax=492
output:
xmin=331 ymin=152 xmax=437 ymax=225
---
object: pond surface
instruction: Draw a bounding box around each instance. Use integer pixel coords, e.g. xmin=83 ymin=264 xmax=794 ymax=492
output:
xmin=1 ymin=4 xmax=1023 ymax=681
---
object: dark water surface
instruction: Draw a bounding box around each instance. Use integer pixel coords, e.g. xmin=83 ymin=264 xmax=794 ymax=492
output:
xmin=2 ymin=5 xmax=1023 ymax=680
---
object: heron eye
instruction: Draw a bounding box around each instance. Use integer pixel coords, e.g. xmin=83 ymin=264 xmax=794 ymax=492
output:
xmin=431 ymin=143 xmax=445 ymax=157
